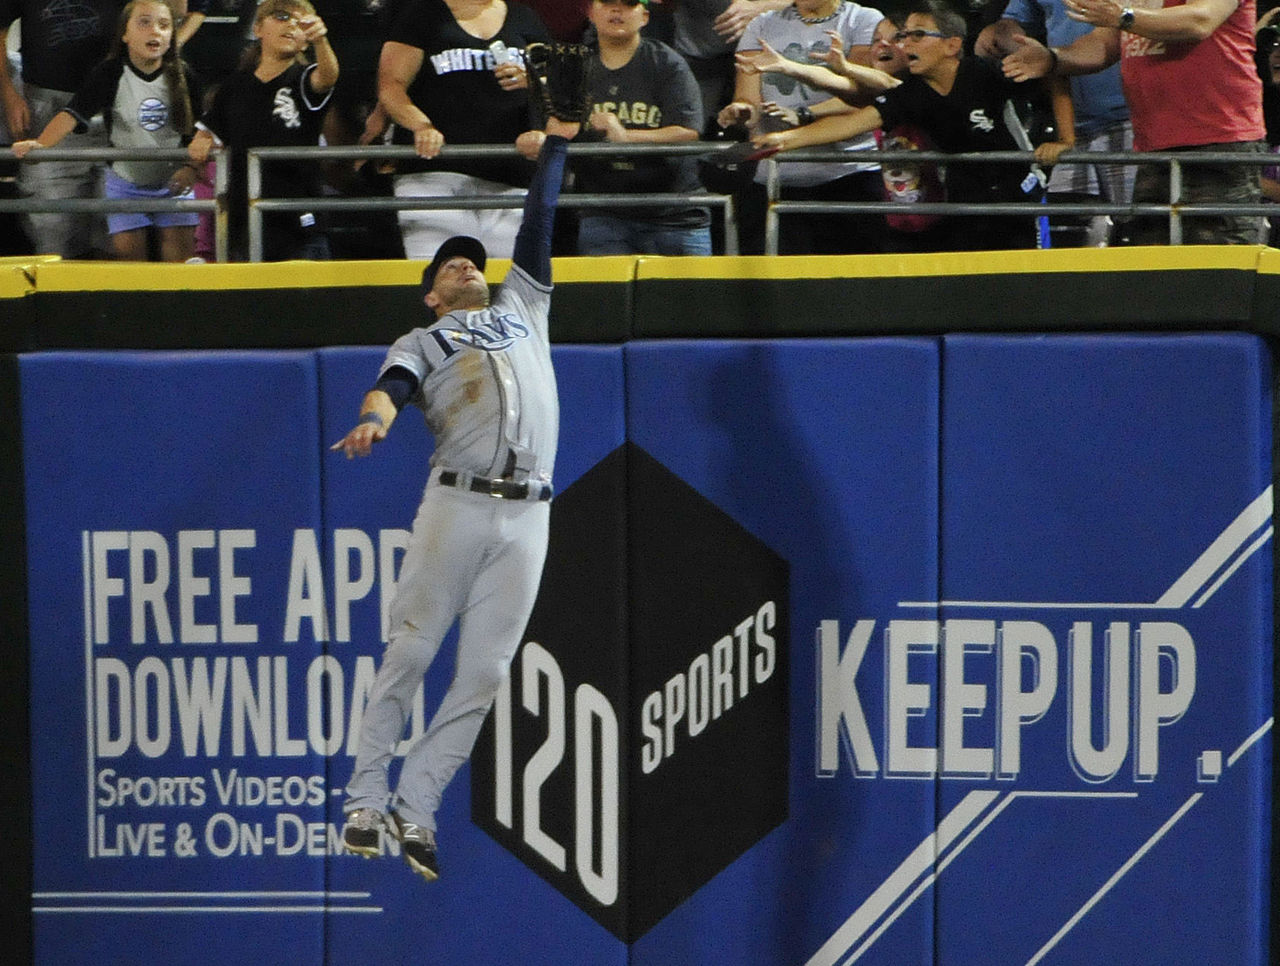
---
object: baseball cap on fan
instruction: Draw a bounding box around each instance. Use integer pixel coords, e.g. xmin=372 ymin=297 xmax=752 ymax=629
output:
xmin=421 ymin=235 xmax=488 ymax=293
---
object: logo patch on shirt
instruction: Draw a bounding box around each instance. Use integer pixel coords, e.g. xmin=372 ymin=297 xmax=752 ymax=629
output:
xmin=969 ymin=109 xmax=995 ymax=133
xmin=273 ymin=88 xmax=301 ymax=129
xmin=137 ymin=97 xmax=168 ymax=132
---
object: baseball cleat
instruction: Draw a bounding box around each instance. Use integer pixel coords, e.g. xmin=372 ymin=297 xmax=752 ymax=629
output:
xmin=341 ymin=807 xmax=385 ymax=857
xmin=387 ymin=811 xmax=439 ymax=881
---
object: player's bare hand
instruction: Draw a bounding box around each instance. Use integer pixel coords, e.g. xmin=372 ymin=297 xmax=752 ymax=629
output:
xmin=1002 ymin=35 xmax=1053 ymax=82
xmin=515 ymin=129 xmax=545 ymax=160
xmin=331 ymin=422 xmax=386 ymax=459
xmin=494 ymin=61 xmax=528 ymax=91
xmin=589 ymin=111 xmax=628 ymax=142
xmin=714 ymin=0 xmax=761 ymax=42
xmin=412 ymin=123 xmax=445 ymax=158
xmin=717 ymin=100 xmax=759 ymax=129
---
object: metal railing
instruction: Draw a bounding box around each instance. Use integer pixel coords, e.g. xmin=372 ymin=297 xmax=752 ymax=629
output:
xmin=761 ymin=147 xmax=1276 ymax=252
xmin=245 ymin=142 xmax=738 ymax=261
xmin=0 ymin=147 xmax=228 ymax=257
xmin=3 ymin=142 xmax=1276 ymax=259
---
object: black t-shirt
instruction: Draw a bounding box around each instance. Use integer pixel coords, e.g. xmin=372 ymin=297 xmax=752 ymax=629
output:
xmin=1 ymin=0 xmax=125 ymax=91
xmin=575 ymin=38 xmax=707 ymax=227
xmin=873 ymin=57 xmax=1029 ymax=206
xmin=199 ymin=61 xmax=332 ymax=255
xmin=386 ymin=0 xmax=549 ymax=184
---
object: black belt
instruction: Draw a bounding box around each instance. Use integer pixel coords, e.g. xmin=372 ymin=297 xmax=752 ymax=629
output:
xmin=438 ymin=471 xmax=552 ymax=501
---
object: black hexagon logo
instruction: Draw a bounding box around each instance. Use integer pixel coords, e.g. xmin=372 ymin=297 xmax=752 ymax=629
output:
xmin=471 ymin=443 xmax=789 ymax=941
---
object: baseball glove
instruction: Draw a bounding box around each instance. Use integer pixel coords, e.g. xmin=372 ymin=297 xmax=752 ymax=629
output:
xmin=524 ymin=42 xmax=591 ymax=124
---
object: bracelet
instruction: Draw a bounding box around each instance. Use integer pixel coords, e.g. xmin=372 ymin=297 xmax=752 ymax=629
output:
xmin=1046 ymin=46 xmax=1059 ymax=75
xmin=359 ymin=411 xmax=385 ymax=428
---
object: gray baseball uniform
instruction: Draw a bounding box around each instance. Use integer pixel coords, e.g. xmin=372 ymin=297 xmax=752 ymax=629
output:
xmin=343 ymin=139 xmax=567 ymax=837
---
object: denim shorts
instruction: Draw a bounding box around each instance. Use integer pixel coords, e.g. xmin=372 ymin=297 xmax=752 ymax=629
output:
xmin=104 ymin=167 xmax=199 ymax=235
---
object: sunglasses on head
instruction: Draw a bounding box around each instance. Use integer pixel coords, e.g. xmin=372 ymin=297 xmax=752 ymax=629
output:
xmin=270 ymin=9 xmax=305 ymax=24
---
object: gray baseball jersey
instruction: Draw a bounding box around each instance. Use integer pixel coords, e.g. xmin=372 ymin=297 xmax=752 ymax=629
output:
xmin=381 ymin=264 xmax=558 ymax=485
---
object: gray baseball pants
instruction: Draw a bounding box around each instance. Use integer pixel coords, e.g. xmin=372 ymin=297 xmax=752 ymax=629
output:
xmin=344 ymin=481 xmax=550 ymax=832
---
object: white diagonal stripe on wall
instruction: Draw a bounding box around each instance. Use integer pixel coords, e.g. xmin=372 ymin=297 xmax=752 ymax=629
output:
xmin=1156 ymin=486 xmax=1273 ymax=608
xmin=805 ymin=791 xmax=1002 ymax=966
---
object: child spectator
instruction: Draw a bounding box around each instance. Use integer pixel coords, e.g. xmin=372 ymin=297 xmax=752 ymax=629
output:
xmin=739 ymin=17 xmax=949 ymax=251
xmin=574 ymin=0 xmax=710 ymax=255
xmin=188 ymin=0 xmax=338 ymax=260
xmin=12 ymin=0 xmax=204 ymax=262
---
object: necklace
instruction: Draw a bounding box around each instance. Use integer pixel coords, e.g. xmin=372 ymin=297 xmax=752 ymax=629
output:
xmin=796 ymin=0 xmax=841 ymax=24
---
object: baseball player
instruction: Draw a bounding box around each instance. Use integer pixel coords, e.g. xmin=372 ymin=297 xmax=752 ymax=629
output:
xmin=334 ymin=113 xmax=581 ymax=882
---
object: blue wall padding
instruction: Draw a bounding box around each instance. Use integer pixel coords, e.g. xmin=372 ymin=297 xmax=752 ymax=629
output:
xmin=19 ymin=334 xmax=1271 ymax=965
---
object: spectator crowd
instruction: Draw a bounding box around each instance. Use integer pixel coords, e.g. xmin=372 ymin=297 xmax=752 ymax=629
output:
xmin=0 ymin=0 xmax=1274 ymax=259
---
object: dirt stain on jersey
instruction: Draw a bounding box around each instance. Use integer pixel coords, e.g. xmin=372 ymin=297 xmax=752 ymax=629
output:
xmin=440 ymin=355 xmax=486 ymax=432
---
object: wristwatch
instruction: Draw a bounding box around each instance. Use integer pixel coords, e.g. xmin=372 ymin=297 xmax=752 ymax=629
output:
xmin=1118 ymin=7 xmax=1135 ymax=30
xmin=796 ymin=105 xmax=814 ymax=126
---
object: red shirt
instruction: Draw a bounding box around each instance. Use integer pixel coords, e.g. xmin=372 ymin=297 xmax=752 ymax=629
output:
xmin=1120 ymin=0 xmax=1264 ymax=150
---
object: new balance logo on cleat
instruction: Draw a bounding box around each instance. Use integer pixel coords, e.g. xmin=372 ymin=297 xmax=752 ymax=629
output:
xmin=388 ymin=811 xmax=439 ymax=881
xmin=342 ymin=808 xmax=385 ymax=858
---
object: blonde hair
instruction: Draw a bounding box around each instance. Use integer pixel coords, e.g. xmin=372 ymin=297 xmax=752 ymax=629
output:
xmin=241 ymin=0 xmax=319 ymax=70
xmin=110 ymin=0 xmax=194 ymax=137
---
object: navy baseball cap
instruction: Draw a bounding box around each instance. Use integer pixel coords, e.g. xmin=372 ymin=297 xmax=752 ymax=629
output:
xmin=422 ymin=235 xmax=488 ymax=292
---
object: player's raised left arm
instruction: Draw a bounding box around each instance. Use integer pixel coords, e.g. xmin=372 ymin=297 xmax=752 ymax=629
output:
xmin=510 ymin=118 xmax=579 ymax=286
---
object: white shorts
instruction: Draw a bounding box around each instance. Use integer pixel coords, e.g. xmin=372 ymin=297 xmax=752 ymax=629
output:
xmin=393 ymin=171 xmax=526 ymax=260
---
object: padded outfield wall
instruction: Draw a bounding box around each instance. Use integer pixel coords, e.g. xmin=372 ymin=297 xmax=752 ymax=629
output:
xmin=1 ymin=247 xmax=1276 ymax=965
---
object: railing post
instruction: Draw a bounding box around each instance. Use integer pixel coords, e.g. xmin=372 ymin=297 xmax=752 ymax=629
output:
xmin=724 ymin=193 xmax=739 ymax=256
xmin=1169 ymin=158 xmax=1183 ymax=246
xmin=214 ymin=152 xmax=229 ymax=264
xmin=247 ymin=150 xmax=264 ymax=262
xmin=764 ymin=158 xmax=781 ymax=256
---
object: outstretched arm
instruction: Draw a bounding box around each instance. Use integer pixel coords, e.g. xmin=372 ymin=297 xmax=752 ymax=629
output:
xmin=1066 ymin=0 xmax=1241 ymax=42
xmin=1003 ymin=29 xmax=1120 ymax=81
xmin=330 ymin=366 xmax=420 ymax=458
xmin=11 ymin=110 xmax=77 ymax=157
xmin=511 ymin=117 xmax=579 ymax=286
xmin=752 ymin=104 xmax=882 ymax=152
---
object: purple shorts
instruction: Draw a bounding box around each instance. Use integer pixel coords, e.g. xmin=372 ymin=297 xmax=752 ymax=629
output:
xmin=104 ymin=167 xmax=199 ymax=235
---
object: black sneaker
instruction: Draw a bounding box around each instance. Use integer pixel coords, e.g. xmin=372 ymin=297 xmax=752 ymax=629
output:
xmin=342 ymin=807 xmax=384 ymax=857
xmin=387 ymin=811 xmax=439 ymax=881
